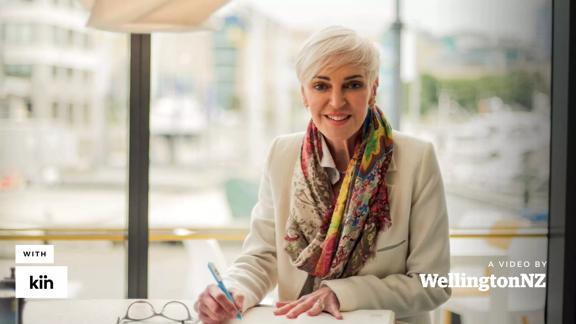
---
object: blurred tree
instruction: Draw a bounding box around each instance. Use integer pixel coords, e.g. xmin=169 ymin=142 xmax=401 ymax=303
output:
xmin=418 ymin=71 xmax=546 ymax=115
xmin=420 ymin=74 xmax=440 ymax=115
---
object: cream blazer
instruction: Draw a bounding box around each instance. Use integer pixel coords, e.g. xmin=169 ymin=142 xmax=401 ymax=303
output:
xmin=223 ymin=131 xmax=451 ymax=324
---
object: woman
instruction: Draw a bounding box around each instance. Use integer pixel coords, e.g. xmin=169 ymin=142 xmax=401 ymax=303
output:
xmin=194 ymin=26 xmax=451 ymax=324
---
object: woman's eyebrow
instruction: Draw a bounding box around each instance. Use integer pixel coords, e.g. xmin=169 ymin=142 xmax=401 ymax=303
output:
xmin=344 ymin=74 xmax=363 ymax=80
xmin=313 ymin=74 xmax=364 ymax=81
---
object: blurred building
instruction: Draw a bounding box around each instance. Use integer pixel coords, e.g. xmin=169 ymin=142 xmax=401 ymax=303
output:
xmin=402 ymin=28 xmax=551 ymax=217
xmin=149 ymin=5 xmax=308 ymax=168
xmin=0 ymin=0 xmax=126 ymax=185
xmin=411 ymin=30 xmax=548 ymax=80
xmin=234 ymin=6 xmax=303 ymax=164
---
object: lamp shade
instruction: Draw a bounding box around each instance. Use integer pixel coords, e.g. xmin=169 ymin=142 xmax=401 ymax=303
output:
xmin=85 ymin=0 xmax=230 ymax=33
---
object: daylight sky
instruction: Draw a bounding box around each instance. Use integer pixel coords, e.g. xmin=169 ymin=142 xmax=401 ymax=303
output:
xmin=220 ymin=0 xmax=549 ymax=42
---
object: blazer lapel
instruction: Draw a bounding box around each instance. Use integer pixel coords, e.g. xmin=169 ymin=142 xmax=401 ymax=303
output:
xmin=388 ymin=151 xmax=397 ymax=173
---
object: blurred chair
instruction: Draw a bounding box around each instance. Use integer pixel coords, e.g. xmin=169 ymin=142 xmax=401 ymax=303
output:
xmin=184 ymin=239 xmax=228 ymax=300
xmin=224 ymin=177 xmax=259 ymax=219
xmin=437 ymin=254 xmax=508 ymax=324
xmin=183 ymin=178 xmax=258 ymax=299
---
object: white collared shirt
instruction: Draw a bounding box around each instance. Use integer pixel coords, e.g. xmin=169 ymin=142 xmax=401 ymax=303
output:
xmin=319 ymin=134 xmax=343 ymax=185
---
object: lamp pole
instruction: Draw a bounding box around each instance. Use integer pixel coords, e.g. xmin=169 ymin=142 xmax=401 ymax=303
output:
xmin=390 ymin=0 xmax=403 ymax=129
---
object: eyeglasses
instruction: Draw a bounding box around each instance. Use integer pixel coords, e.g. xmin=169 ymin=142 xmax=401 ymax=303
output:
xmin=116 ymin=300 xmax=198 ymax=324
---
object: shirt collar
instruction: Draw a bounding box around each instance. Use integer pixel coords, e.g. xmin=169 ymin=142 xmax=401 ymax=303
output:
xmin=319 ymin=134 xmax=342 ymax=185
xmin=318 ymin=133 xmax=397 ymax=184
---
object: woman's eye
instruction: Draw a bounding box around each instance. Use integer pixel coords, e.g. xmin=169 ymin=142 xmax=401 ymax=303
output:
xmin=345 ymin=81 xmax=364 ymax=89
xmin=313 ymin=83 xmax=329 ymax=91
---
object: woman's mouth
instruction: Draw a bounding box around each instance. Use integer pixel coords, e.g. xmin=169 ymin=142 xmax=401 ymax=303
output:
xmin=325 ymin=114 xmax=351 ymax=122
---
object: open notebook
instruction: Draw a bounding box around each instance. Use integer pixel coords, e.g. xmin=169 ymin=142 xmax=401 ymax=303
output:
xmin=228 ymin=305 xmax=395 ymax=324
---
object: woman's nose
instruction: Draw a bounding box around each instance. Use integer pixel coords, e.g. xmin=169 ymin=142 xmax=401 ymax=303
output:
xmin=329 ymin=88 xmax=346 ymax=108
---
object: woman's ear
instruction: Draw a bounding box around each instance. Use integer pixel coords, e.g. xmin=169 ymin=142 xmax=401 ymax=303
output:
xmin=300 ymin=85 xmax=308 ymax=107
xmin=369 ymin=77 xmax=379 ymax=106
xmin=372 ymin=77 xmax=379 ymax=97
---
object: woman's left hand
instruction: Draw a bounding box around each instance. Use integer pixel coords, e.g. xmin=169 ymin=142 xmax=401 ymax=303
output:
xmin=273 ymin=286 xmax=343 ymax=320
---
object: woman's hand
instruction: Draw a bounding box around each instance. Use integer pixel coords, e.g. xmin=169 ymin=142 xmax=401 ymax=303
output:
xmin=193 ymin=284 xmax=244 ymax=324
xmin=273 ymin=286 xmax=343 ymax=320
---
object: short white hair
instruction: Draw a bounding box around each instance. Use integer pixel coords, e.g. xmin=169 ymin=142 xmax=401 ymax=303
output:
xmin=295 ymin=26 xmax=380 ymax=84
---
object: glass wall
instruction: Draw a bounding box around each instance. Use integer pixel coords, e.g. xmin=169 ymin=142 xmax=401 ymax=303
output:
xmin=401 ymin=0 xmax=550 ymax=322
xmin=0 ymin=0 xmax=551 ymax=320
xmin=0 ymin=0 xmax=129 ymax=298
xmin=148 ymin=2 xmax=550 ymax=323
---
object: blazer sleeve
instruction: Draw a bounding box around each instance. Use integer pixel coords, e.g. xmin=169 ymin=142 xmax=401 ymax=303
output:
xmin=321 ymin=142 xmax=451 ymax=317
xmin=222 ymin=138 xmax=279 ymax=311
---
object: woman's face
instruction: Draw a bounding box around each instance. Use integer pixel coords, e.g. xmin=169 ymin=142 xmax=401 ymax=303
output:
xmin=301 ymin=64 xmax=377 ymax=144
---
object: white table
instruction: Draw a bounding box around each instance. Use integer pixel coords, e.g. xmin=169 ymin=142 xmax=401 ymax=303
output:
xmin=22 ymin=300 xmax=395 ymax=324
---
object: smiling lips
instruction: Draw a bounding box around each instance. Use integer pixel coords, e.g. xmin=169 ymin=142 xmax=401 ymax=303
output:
xmin=325 ymin=114 xmax=351 ymax=122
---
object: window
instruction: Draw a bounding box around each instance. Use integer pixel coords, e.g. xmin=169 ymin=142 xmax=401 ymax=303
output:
xmin=83 ymin=70 xmax=91 ymax=83
xmin=83 ymin=103 xmax=90 ymax=125
xmin=54 ymin=26 xmax=66 ymax=46
xmin=83 ymin=34 xmax=91 ymax=49
xmin=143 ymin=7 xmax=551 ymax=323
xmin=67 ymin=103 xmax=74 ymax=124
xmin=0 ymin=105 xmax=10 ymax=119
xmin=67 ymin=29 xmax=74 ymax=47
xmin=0 ymin=2 xmax=129 ymax=298
xmin=66 ymin=68 xmax=73 ymax=81
xmin=4 ymin=64 xmax=33 ymax=78
xmin=51 ymin=101 xmax=59 ymax=119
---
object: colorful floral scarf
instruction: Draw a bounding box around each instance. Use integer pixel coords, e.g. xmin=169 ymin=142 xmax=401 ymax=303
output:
xmin=284 ymin=106 xmax=394 ymax=295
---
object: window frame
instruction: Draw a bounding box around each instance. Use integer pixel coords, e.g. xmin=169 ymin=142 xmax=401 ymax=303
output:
xmin=547 ymin=0 xmax=576 ymax=322
xmin=127 ymin=34 xmax=150 ymax=299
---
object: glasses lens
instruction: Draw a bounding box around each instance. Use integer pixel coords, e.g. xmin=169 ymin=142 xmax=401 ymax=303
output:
xmin=126 ymin=301 xmax=156 ymax=320
xmin=161 ymin=301 xmax=191 ymax=321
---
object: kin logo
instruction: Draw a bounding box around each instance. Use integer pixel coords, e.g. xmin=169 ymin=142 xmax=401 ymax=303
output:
xmin=16 ymin=266 xmax=67 ymax=298
xmin=29 ymin=274 xmax=54 ymax=289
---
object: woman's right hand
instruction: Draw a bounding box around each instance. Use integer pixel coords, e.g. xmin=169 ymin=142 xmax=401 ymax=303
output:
xmin=193 ymin=284 xmax=244 ymax=324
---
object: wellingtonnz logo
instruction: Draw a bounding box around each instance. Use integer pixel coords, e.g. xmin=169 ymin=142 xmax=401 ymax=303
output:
xmin=419 ymin=273 xmax=547 ymax=292
xmin=29 ymin=274 xmax=54 ymax=290
xmin=16 ymin=266 xmax=67 ymax=298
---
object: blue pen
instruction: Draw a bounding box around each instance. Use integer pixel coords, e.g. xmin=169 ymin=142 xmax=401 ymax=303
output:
xmin=208 ymin=262 xmax=243 ymax=320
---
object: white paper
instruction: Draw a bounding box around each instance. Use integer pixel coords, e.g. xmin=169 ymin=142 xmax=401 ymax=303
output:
xmin=227 ymin=305 xmax=395 ymax=324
